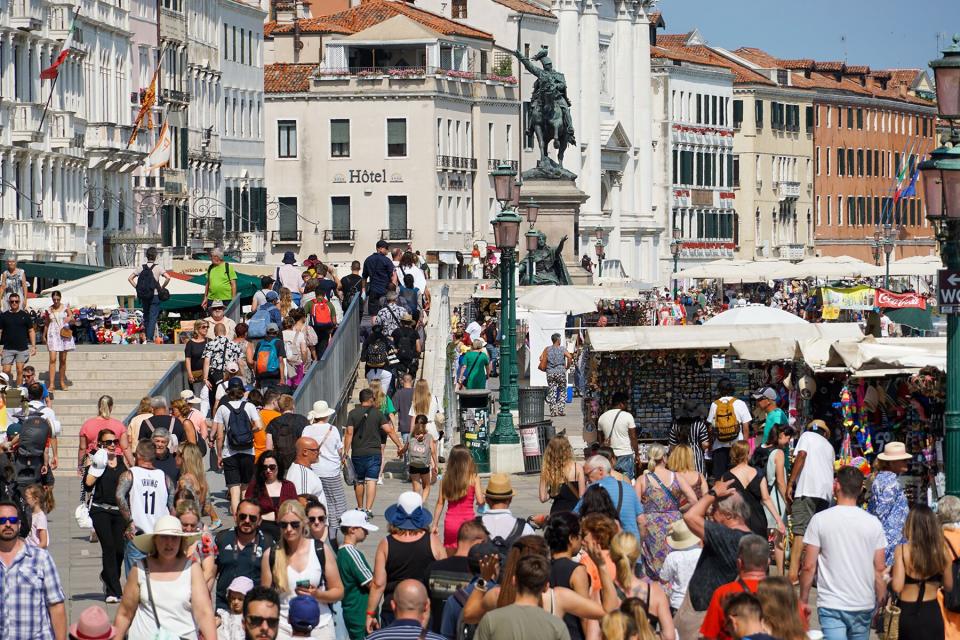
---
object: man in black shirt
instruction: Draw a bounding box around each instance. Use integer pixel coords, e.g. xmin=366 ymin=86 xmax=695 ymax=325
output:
xmin=214 ymin=499 xmax=273 ymax=610
xmin=267 ymin=394 xmax=309 ymax=470
xmin=425 ymin=520 xmax=488 ymax=632
xmin=344 ymin=389 xmax=403 ymax=516
xmin=150 ymin=427 xmax=180 ymax=484
xmin=0 ymin=293 xmax=37 ymax=385
xmin=340 ymin=260 xmax=364 ymax=312
xmin=361 ymin=240 xmax=397 ymax=317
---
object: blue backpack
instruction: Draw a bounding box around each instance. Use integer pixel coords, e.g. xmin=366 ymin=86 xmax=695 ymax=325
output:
xmin=247 ymin=307 xmax=271 ymax=338
xmin=254 ymin=338 xmax=281 ymax=376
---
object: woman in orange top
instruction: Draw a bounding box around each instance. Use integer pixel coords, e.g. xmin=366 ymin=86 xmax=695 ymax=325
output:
xmin=250 ymin=389 xmax=281 ymax=460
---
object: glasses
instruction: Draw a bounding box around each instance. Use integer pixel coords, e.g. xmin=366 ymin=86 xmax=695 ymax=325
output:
xmin=279 ymin=521 xmax=301 ymax=529
xmin=237 ymin=513 xmax=259 ymax=522
xmin=8 ymin=300 xmax=19 ymax=305
xmin=0 ymin=516 xmax=19 ymax=525
xmin=308 ymin=516 xmax=326 ymax=524
xmin=100 ymin=440 xmax=118 ymax=447
xmin=264 ymin=464 xmax=278 ymax=471
xmin=246 ymin=616 xmax=280 ymax=629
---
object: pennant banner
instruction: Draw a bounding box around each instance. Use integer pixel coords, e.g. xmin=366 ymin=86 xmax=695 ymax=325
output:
xmin=875 ymin=288 xmax=926 ymax=310
xmin=821 ymin=285 xmax=876 ymax=311
xmin=144 ymin=121 xmax=171 ymax=169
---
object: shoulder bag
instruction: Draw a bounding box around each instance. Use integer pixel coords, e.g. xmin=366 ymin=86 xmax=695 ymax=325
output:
xmin=142 ymin=560 xmax=190 ymax=640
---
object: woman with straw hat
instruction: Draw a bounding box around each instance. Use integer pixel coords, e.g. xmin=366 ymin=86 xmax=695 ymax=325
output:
xmin=302 ymin=400 xmax=347 ymax=542
xmin=113 ymin=515 xmax=218 ymax=639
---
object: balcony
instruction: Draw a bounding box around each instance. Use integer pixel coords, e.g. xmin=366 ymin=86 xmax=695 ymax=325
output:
xmin=314 ymin=67 xmax=518 ymax=103
xmin=11 ymin=104 xmax=45 ymax=144
xmin=270 ymin=230 xmax=302 ymax=245
xmin=48 ymin=111 xmax=86 ymax=150
xmin=323 ymin=229 xmax=356 ymax=243
xmin=11 ymin=0 xmax=43 ymax=30
xmin=381 ymin=228 xmax=412 ymax=242
xmin=77 ymin=0 xmax=129 ymax=33
xmin=188 ymin=127 xmax=221 ymax=162
xmin=776 ymin=243 xmax=806 ymax=261
xmin=488 ymin=159 xmax=519 ymax=171
xmin=776 ymin=181 xmax=801 ymax=200
xmin=436 ymin=155 xmax=477 ymax=171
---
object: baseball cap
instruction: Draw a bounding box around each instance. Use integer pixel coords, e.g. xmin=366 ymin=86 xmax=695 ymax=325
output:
xmin=265 ymin=290 xmax=279 ymax=302
xmin=260 ymin=275 xmax=275 ymax=288
xmin=339 ymin=509 xmax=379 ymax=532
xmin=209 ymin=300 xmax=225 ymax=309
xmin=227 ymin=576 xmax=254 ymax=596
xmin=288 ymin=595 xmax=320 ymax=631
xmin=751 ymin=387 xmax=777 ymax=402
xmin=227 ymin=377 xmax=245 ymax=391
xmin=266 ymin=322 xmax=279 ymax=334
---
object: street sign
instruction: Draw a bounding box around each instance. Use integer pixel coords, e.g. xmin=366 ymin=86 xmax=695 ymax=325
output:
xmin=939 ymin=269 xmax=960 ymax=314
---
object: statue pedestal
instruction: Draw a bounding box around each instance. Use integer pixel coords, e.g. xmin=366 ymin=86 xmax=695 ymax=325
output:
xmin=520 ymin=177 xmax=590 ymax=284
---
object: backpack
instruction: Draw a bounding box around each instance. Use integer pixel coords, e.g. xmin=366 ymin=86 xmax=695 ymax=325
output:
xmin=135 ymin=264 xmax=159 ymax=301
xmin=364 ymin=337 xmax=390 ymax=368
xmin=407 ymin=435 xmax=431 ymax=467
xmin=254 ymin=338 xmax=281 ymax=376
xmin=225 ymin=400 xmax=254 ymax=449
xmin=16 ymin=410 xmax=50 ymax=459
xmin=398 ymin=287 xmax=419 ymax=316
xmin=749 ymin=445 xmax=773 ymax=472
xmin=310 ymin=299 xmax=334 ymax=328
xmin=272 ymin=415 xmax=300 ymax=471
xmin=270 ymin=538 xmax=326 ymax=587
xmin=247 ymin=307 xmax=272 ymax=339
xmin=394 ymin=329 xmax=419 ymax=360
xmin=487 ymin=517 xmax=527 ymax=560
xmin=712 ymin=398 xmax=741 ymax=442
xmin=945 ymin=540 xmax=960 ymax=612
xmin=452 ymin=587 xmax=478 ymax=640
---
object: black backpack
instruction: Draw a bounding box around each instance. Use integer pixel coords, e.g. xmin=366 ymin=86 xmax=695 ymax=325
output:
xmin=452 ymin=587 xmax=478 ymax=640
xmin=945 ymin=540 xmax=960 ymax=612
xmin=225 ymin=401 xmax=255 ymax=449
xmin=487 ymin=517 xmax=527 ymax=560
xmin=135 ymin=264 xmax=159 ymax=301
xmin=16 ymin=410 xmax=50 ymax=459
xmin=394 ymin=330 xmax=419 ymax=360
xmin=364 ymin=337 xmax=391 ymax=368
xmin=273 ymin=415 xmax=300 ymax=471
xmin=749 ymin=445 xmax=774 ymax=472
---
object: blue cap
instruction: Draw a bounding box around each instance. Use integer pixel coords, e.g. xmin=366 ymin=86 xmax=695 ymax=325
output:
xmin=265 ymin=290 xmax=279 ymax=302
xmin=288 ymin=595 xmax=320 ymax=631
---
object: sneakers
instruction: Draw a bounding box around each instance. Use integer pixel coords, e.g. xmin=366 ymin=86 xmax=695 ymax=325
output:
xmin=377 ymin=476 xmax=384 ymax=486
xmin=105 ymin=595 xmax=121 ymax=604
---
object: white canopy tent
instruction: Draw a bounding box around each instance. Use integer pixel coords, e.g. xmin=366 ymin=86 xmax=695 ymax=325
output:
xmin=41 ymin=268 xmax=206 ymax=308
xmin=704 ymin=304 xmax=809 ymax=326
xmin=883 ymin=255 xmax=941 ymax=277
xmin=769 ymin=257 xmax=884 ymax=280
xmin=672 ymin=259 xmax=789 ymax=283
xmin=517 ymin=285 xmax=598 ymax=315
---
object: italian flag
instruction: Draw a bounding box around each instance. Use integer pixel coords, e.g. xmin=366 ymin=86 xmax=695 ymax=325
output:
xmin=40 ymin=6 xmax=80 ymax=80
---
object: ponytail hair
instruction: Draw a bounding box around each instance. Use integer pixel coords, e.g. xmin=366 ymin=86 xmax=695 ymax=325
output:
xmin=24 ymin=484 xmax=53 ymax=514
xmin=646 ymin=444 xmax=666 ymax=473
xmin=97 ymin=395 xmax=114 ymax=420
xmin=609 ymin=531 xmax=641 ymax=589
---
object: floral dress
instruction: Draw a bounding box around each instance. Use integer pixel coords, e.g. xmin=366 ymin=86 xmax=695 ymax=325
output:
xmin=868 ymin=470 xmax=908 ymax=567
xmin=640 ymin=471 xmax=683 ymax=579
xmin=45 ymin=307 xmax=75 ymax=352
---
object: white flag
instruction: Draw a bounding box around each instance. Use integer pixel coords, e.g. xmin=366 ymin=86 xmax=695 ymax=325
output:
xmin=144 ymin=121 xmax=171 ymax=170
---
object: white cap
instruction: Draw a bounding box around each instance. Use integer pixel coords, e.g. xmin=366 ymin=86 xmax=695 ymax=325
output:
xmin=339 ymin=509 xmax=379 ymax=531
xmin=179 ymin=390 xmax=202 ymax=405
xmin=88 ymin=448 xmax=110 ymax=478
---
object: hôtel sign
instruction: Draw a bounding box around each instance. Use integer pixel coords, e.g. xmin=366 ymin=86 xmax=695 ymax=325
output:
xmin=333 ymin=170 xmax=403 ymax=184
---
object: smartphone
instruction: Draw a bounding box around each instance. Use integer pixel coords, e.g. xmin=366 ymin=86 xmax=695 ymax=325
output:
xmin=296 ymin=580 xmax=311 ymax=589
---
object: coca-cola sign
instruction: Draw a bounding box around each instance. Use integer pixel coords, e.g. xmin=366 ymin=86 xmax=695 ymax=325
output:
xmin=876 ymin=288 xmax=926 ymax=310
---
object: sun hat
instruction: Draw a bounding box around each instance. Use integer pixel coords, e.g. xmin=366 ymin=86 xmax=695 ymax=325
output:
xmin=340 ymin=509 xmax=379 ymax=532
xmin=877 ymin=441 xmax=913 ymax=462
xmin=667 ymin=520 xmax=700 ymax=550
xmin=384 ymin=491 xmax=433 ymax=530
xmin=69 ymin=605 xmax=116 ymax=640
xmin=179 ymin=390 xmax=202 ymax=405
xmin=484 ymin=473 xmax=515 ymax=500
xmin=209 ymin=300 xmax=225 ymax=309
xmin=307 ymin=400 xmax=336 ymax=421
xmin=227 ymin=576 xmax=255 ymax=596
xmin=289 ymin=595 xmax=320 ymax=631
xmin=282 ymin=251 xmax=297 ymax=265
xmin=133 ymin=515 xmax=201 ymax=554
xmin=807 ymin=419 xmax=830 ymax=435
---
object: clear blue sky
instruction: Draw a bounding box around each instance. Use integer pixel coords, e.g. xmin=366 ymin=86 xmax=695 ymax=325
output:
xmin=659 ymin=0 xmax=960 ymax=73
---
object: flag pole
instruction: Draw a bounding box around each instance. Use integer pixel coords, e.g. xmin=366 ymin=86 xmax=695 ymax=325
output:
xmin=38 ymin=4 xmax=80 ymax=133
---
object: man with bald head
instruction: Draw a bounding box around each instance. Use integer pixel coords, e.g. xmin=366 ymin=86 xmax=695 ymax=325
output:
xmin=285 ymin=437 xmax=326 ymax=507
xmin=367 ymin=579 xmax=445 ymax=639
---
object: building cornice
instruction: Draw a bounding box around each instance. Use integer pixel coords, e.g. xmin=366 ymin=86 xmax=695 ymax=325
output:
xmin=812 ymin=90 xmax=936 ymax=115
xmin=733 ymin=85 xmax=814 ymax=104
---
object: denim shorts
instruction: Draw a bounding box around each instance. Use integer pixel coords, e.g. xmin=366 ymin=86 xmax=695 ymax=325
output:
xmin=352 ymin=454 xmax=382 ymax=481
xmin=818 ymin=607 xmax=873 ymax=640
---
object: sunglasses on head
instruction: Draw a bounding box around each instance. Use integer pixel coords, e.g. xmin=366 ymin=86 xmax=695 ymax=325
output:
xmin=237 ymin=513 xmax=259 ymax=522
xmin=246 ymin=615 xmax=280 ymax=628
xmin=0 ymin=516 xmax=19 ymax=525
xmin=279 ymin=520 xmax=301 ymax=529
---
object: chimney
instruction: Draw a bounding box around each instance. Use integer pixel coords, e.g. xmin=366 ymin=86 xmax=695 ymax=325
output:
xmin=864 ymin=75 xmax=875 ymax=90
xmin=899 ymin=83 xmax=908 ymax=98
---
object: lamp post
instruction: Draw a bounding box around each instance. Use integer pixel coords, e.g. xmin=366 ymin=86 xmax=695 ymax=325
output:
xmin=883 ymin=223 xmax=896 ymax=288
xmin=524 ymin=200 xmax=539 ymax=284
xmin=919 ymin=34 xmax=960 ymax=495
xmin=489 ymin=163 xmax=522 ymax=456
xmin=871 ymin=230 xmax=883 ymax=266
xmin=670 ymin=227 xmax=683 ymax=299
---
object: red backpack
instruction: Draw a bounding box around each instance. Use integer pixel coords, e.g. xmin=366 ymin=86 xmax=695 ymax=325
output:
xmin=311 ymin=299 xmax=334 ymax=327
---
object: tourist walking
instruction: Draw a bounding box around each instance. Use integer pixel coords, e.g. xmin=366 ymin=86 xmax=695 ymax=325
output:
xmin=1 ymin=257 xmax=28 ymax=311
xmin=214 ymin=499 xmax=274 ymax=611
xmin=666 ymin=444 xmax=709 ymax=503
xmin=285 ymin=437 xmax=327 ymax=506
xmin=201 ymin=248 xmax=237 ymax=309
xmin=635 ymin=444 xmax=698 ymax=578
xmin=128 ymin=247 xmax=171 ymax=342
xmin=798 ymin=466 xmax=886 ymax=640
xmin=84 ymin=429 xmax=128 ymax=602
xmin=44 ymin=291 xmax=75 ymax=390
xmin=721 ymin=441 xmax=786 ymax=538
xmin=215 ymin=378 xmax=264 ymax=515
xmin=344 ymin=389 xmax=402 ymax=516
xmin=302 ymin=400 xmax=347 ymax=541
xmin=457 ymin=340 xmax=490 ymax=391
xmin=78 ymin=395 xmax=129 ymax=470
xmin=0 ymin=291 xmax=37 ymax=385
xmin=183 ymin=320 xmax=209 ymax=395
xmin=609 ymin=531 xmax=676 ymax=640
xmin=706 ymin=377 xmax=751 ymax=479
xmin=116 ymin=440 xmax=176 ymax=572
xmin=544 ymin=512 xmax=590 ymax=640
xmin=276 ymin=252 xmax=305 ymax=305
xmin=337 ymin=509 xmax=379 ymax=640
xmin=433 ymin=444 xmax=484 ymax=550
xmin=362 ymin=240 xmax=396 ymax=317
xmin=869 ymin=440 xmax=912 ymax=567
xmin=597 ymin=392 xmax=638 ymax=479
xmin=113 ymin=515 xmax=218 ymax=640
xmin=577 ymin=456 xmax=642 ymax=538
xmin=660 ymin=520 xmax=702 ymax=613
xmin=177 ymin=442 xmax=219 ymax=526
xmin=891 ymin=504 xmax=953 ymax=640
xmin=668 ymin=399 xmax=710 ymax=476
xmin=540 ymin=333 xmax=572 ymax=417
xmin=761 ymin=424 xmax=792 ymax=574
xmin=539 ymin=434 xmax=584 ymax=514
xmin=786 ymin=419 xmax=835 ymax=583
xmin=245 ymin=451 xmax=297 ymax=539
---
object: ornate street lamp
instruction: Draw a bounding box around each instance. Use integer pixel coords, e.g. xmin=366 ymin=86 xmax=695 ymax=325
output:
xmin=883 ymin=223 xmax=896 ymax=288
xmin=919 ymin=35 xmax=960 ymax=495
xmin=524 ymin=201 xmax=540 ymax=282
xmin=489 ymin=163 xmax=522 ymax=451
xmin=670 ymin=227 xmax=683 ymax=299
xmin=871 ymin=230 xmax=883 ymax=266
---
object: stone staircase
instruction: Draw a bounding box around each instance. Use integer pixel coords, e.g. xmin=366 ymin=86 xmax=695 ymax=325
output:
xmin=33 ymin=346 xmax=184 ymax=459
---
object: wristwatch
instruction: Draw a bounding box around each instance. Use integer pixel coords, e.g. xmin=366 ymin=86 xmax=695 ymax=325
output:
xmin=708 ymin=488 xmax=718 ymax=498
xmin=475 ymin=578 xmax=489 ymax=592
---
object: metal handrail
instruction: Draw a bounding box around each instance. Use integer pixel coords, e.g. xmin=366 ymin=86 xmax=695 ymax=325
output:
xmin=293 ymin=293 xmax=362 ymax=423
xmin=123 ymin=358 xmax=189 ymax=424
xmin=225 ymin=294 xmax=242 ymax=324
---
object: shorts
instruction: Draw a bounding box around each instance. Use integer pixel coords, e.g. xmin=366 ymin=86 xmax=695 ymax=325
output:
xmin=351 ymin=454 xmax=382 ymax=481
xmin=223 ymin=453 xmax=255 ymax=487
xmin=409 ymin=465 xmax=430 ymax=476
xmin=791 ymin=496 xmax=829 ymax=535
xmin=1 ymin=350 xmax=29 ymax=366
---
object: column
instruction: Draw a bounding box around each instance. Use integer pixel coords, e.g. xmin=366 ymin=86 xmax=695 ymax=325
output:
xmin=579 ymin=0 xmax=600 ymax=215
xmin=553 ymin=0 xmax=581 ymax=177
xmin=614 ymin=0 xmax=635 ymax=225
xmin=610 ymin=171 xmax=623 ymax=259
xmin=635 ymin=8 xmax=653 ymax=218
xmin=0 ymin=152 xmax=11 ymax=221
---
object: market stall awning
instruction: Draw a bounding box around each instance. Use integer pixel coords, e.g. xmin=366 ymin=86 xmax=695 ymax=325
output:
xmin=705 ymin=305 xmax=809 ymax=326
xmin=517 ymin=285 xmax=597 ymax=315
xmin=474 ymin=285 xmax=650 ymax=301
xmin=769 ymin=257 xmax=884 ymax=280
xmin=884 ymin=255 xmax=941 ymax=277
xmin=41 ymin=268 xmax=206 ymax=309
xmin=827 ymin=337 xmax=946 ymax=372
xmin=186 ymin=271 xmax=261 ymax=300
xmin=586 ymin=323 xmax=864 ymax=354
xmin=18 ymin=261 xmax=108 ymax=282
xmin=673 ymin=259 xmax=789 ymax=283
xmin=173 ymin=259 xmax=278 ymax=278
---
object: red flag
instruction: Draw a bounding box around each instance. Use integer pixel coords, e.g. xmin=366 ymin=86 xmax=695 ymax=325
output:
xmin=40 ymin=7 xmax=78 ymax=80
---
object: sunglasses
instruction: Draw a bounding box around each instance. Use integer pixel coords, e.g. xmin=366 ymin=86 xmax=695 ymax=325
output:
xmin=237 ymin=513 xmax=259 ymax=522
xmin=100 ymin=440 xmax=118 ymax=447
xmin=0 ymin=516 xmax=19 ymax=525
xmin=278 ymin=521 xmax=301 ymax=529
xmin=264 ymin=464 xmax=278 ymax=471
xmin=308 ymin=516 xmax=326 ymax=524
xmin=246 ymin=615 xmax=280 ymax=629
xmin=8 ymin=300 xmax=19 ymax=305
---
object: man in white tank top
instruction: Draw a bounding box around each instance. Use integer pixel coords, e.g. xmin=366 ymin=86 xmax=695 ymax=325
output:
xmin=117 ymin=440 xmax=175 ymax=573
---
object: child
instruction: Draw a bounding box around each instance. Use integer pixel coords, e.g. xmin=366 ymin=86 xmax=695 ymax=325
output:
xmin=24 ymin=484 xmax=50 ymax=548
xmin=407 ymin=415 xmax=437 ymax=502
xmin=216 ymin=576 xmax=254 ymax=640
xmin=288 ymin=595 xmax=321 ymax=637
xmin=336 ymin=510 xmax=379 ymax=640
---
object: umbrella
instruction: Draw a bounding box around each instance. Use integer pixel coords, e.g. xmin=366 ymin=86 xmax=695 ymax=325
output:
xmin=704 ymin=304 xmax=809 ymax=326
xmin=673 ymin=259 xmax=788 ymax=283
xmin=884 ymin=255 xmax=941 ymax=277
xmin=517 ymin=285 xmax=598 ymax=315
xmin=769 ymin=258 xmax=883 ymax=280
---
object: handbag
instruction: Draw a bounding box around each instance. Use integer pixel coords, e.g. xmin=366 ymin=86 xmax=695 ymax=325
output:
xmin=342 ymin=458 xmax=357 ymax=486
xmin=74 ymin=496 xmax=92 ymax=529
xmin=60 ymin=326 xmax=73 ymax=339
xmin=538 ymin=348 xmax=549 ymax=372
xmin=881 ymin=598 xmax=901 ymax=640
xmin=157 ymin=287 xmax=171 ymax=302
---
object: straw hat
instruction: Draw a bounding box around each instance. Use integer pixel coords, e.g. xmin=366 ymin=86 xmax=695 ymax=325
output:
xmin=484 ymin=473 xmax=515 ymax=500
xmin=69 ymin=606 xmax=116 ymax=640
xmin=877 ymin=441 xmax=912 ymax=462
xmin=133 ymin=515 xmax=201 ymax=554
xmin=667 ymin=520 xmax=700 ymax=550
xmin=307 ymin=400 xmax=335 ymax=421
xmin=179 ymin=390 xmax=202 ymax=405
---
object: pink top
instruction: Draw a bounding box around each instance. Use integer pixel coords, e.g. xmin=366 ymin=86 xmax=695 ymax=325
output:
xmin=446 ymin=485 xmax=476 ymax=523
xmin=78 ymin=417 xmax=126 ymax=454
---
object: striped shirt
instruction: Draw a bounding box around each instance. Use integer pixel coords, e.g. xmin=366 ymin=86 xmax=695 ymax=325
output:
xmin=0 ymin=542 xmax=65 ymax=640
xmin=367 ymin=619 xmax=446 ymax=640
xmin=668 ymin=419 xmax=710 ymax=475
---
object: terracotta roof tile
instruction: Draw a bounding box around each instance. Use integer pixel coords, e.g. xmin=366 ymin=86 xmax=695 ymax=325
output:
xmin=813 ymin=61 xmax=844 ymax=72
xmin=779 ymin=58 xmax=815 ymax=70
xmin=655 ymin=33 xmax=691 ymax=48
xmin=490 ymin=0 xmax=554 ymax=18
xmin=648 ymin=11 xmax=665 ymax=27
xmin=320 ymin=0 xmax=492 ymax=40
xmin=869 ymin=70 xmax=893 ymax=79
xmin=650 ymin=45 xmax=726 ymax=69
xmin=671 ymin=44 xmax=775 ymax=86
xmin=265 ymin=18 xmax=355 ymax=36
xmin=265 ymin=63 xmax=316 ymax=92
xmin=846 ymin=64 xmax=870 ymax=74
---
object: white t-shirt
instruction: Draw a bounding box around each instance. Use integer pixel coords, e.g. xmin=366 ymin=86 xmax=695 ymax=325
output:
xmin=597 ymin=409 xmax=636 ymax=457
xmin=706 ymin=397 xmax=751 ymax=450
xmin=252 ymin=289 xmax=270 ymax=309
xmin=130 ymin=466 xmax=169 ymax=534
xmin=480 ymin=509 xmax=534 ymax=540
xmin=794 ymin=431 xmax=836 ymax=500
xmin=276 ymin=264 xmax=304 ymax=294
xmin=804 ymin=505 xmax=885 ymax=611
xmin=286 ymin=462 xmax=327 ymax=506
xmin=409 ymin=395 xmax=442 ymax=440
xmin=282 ymin=329 xmax=306 ymax=365
xmin=214 ymin=399 xmax=260 ymax=457
xmin=302 ymin=422 xmax=342 ymax=478
xmin=397 ymin=265 xmax=427 ymax=293
xmin=465 ymin=322 xmax=483 ymax=342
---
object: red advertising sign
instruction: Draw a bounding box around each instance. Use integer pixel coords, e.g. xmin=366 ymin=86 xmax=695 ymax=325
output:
xmin=876 ymin=288 xmax=926 ymax=310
